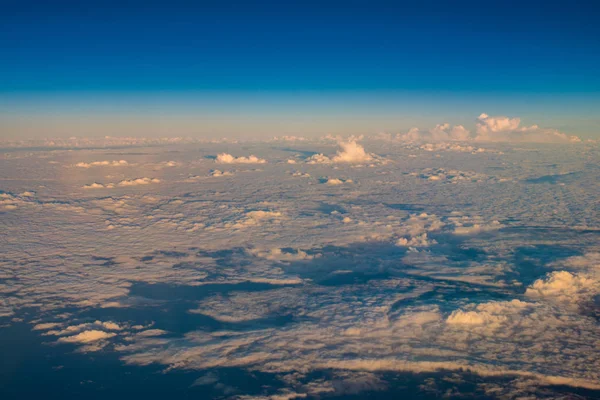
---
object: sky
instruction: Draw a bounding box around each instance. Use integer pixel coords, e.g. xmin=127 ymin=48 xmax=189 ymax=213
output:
xmin=1 ymin=0 xmax=600 ymax=139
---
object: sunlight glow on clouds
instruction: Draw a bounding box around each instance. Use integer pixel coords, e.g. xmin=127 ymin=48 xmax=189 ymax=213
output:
xmin=2 ymin=138 xmax=599 ymax=398
xmin=215 ymin=153 xmax=267 ymax=164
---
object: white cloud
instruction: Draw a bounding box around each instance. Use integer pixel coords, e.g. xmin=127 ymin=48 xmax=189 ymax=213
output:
xmin=216 ymin=153 xmax=267 ymax=164
xmin=57 ymin=330 xmax=116 ymax=343
xmin=419 ymin=143 xmax=490 ymax=153
xmin=83 ymin=182 xmax=113 ymax=189
xmin=412 ymin=168 xmax=490 ymax=183
xmin=83 ymin=177 xmax=160 ymax=189
xmin=475 ymin=113 xmax=581 ymax=143
xmin=75 ymin=160 xmax=129 ymax=168
xmin=446 ymin=299 xmax=533 ymax=327
xmin=526 ymin=271 xmax=598 ymax=304
xmin=291 ymin=171 xmax=310 ymax=178
xmin=117 ymin=177 xmax=161 ymax=187
xmin=210 ymin=169 xmax=234 ymax=177
xmin=449 ymin=215 xmax=503 ymax=235
xmin=229 ymin=210 xmax=285 ymax=228
xmin=323 ymin=177 xmax=353 ymax=185
xmin=525 ymin=253 xmax=600 ymax=306
xmin=395 ymin=124 xmax=472 ymax=142
xmin=396 ymin=233 xmax=436 ymax=247
xmin=249 ymin=247 xmax=316 ymax=261
xmin=307 ymin=138 xmax=378 ymax=164
xmin=331 ymin=139 xmax=374 ymax=163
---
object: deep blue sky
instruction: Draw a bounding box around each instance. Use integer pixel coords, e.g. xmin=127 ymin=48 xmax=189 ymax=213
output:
xmin=1 ymin=0 xmax=599 ymax=138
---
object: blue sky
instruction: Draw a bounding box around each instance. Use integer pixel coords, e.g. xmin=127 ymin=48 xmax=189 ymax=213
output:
xmin=1 ymin=0 xmax=599 ymax=139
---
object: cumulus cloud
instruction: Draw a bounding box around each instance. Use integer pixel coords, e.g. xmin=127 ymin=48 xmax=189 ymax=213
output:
xmin=83 ymin=182 xmax=113 ymax=189
xmin=446 ymin=299 xmax=533 ymax=328
xmin=396 ymin=233 xmax=436 ymax=247
xmin=4 ymin=139 xmax=600 ymax=398
xmin=249 ymin=247 xmax=317 ymax=261
xmin=210 ymin=169 xmax=234 ymax=177
xmin=526 ymin=271 xmax=598 ymax=305
xmin=229 ymin=210 xmax=285 ymax=228
xmin=216 ymin=153 xmax=267 ymax=164
xmin=449 ymin=215 xmax=503 ymax=235
xmin=117 ymin=177 xmax=161 ymax=187
xmin=475 ymin=113 xmax=581 ymax=143
xmin=412 ymin=168 xmax=489 ymax=183
xmin=83 ymin=178 xmax=160 ymax=189
xmin=525 ymin=254 xmax=600 ymax=306
xmin=375 ymin=113 xmax=580 ymax=144
xmin=307 ymin=138 xmax=378 ymax=164
xmin=57 ymin=330 xmax=116 ymax=343
xmin=394 ymin=124 xmax=472 ymax=142
xmin=291 ymin=171 xmax=310 ymax=178
xmin=419 ymin=143 xmax=490 ymax=153
xmin=75 ymin=160 xmax=129 ymax=168
xmin=322 ymin=177 xmax=353 ymax=185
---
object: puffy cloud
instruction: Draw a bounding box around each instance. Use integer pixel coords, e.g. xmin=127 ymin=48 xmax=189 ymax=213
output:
xmin=476 ymin=113 xmax=521 ymax=134
xmin=38 ymin=320 xmax=123 ymax=336
xmin=396 ymin=233 xmax=436 ymax=247
xmin=376 ymin=113 xmax=580 ymax=144
xmin=412 ymin=168 xmax=490 ymax=183
xmin=331 ymin=139 xmax=374 ymax=163
xmin=475 ymin=113 xmax=581 ymax=143
xmin=210 ymin=169 xmax=234 ymax=177
xmin=419 ymin=143 xmax=490 ymax=153
xmin=449 ymin=215 xmax=503 ymax=235
xmin=526 ymin=271 xmax=598 ymax=304
xmin=216 ymin=153 xmax=267 ymax=164
xmin=57 ymin=330 xmax=116 ymax=343
xmin=307 ymin=138 xmax=378 ymax=164
xmin=75 ymin=160 xmax=129 ymax=168
xmin=322 ymin=177 xmax=353 ymax=185
xmin=249 ymin=247 xmax=316 ymax=261
xmin=83 ymin=182 xmax=113 ymax=189
xmin=446 ymin=299 xmax=533 ymax=328
xmin=291 ymin=171 xmax=310 ymax=178
xmin=32 ymin=322 xmax=62 ymax=330
xmin=395 ymin=124 xmax=472 ymax=142
xmin=83 ymin=178 xmax=160 ymax=189
xmin=117 ymin=177 xmax=161 ymax=187
xmin=1 ymin=190 xmax=38 ymax=210
xmin=525 ymin=253 xmax=600 ymax=306
xmin=229 ymin=210 xmax=285 ymax=228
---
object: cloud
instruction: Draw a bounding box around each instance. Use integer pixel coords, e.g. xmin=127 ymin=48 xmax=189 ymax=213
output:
xmin=291 ymin=171 xmax=310 ymax=178
xmin=475 ymin=113 xmax=581 ymax=143
xmin=331 ymin=139 xmax=374 ymax=163
xmin=57 ymin=330 xmax=116 ymax=343
xmin=395 ymin=124 xmax=472 ymax=142
xmin=83 ymin=182 xmax=113 ymax=189
xmin=396 ymin=233 xmax=436 ymax=247
xmin=307 ymin=138 xmax=378 ymax=164
xmin=526 ymin=271 xmax=598 ymax=305
xmin=411 ymin=168 xmax=490 ymax=183
xmin=75 ymin=160 xmax=129 ymax=168
xmin=229 ymin=210 xmax=285 ymax=228
xmin=210 ymin=169 xmax=234 ymax=177
xmin=117 ymin=177 xmax=161 ymax=187
xmin=446 ymin=299 xmax=533 ymax=327
xmin=419 ymin=143 xmax=491 ymax=153
xmin=83 ymin=178 xmax=161 ymax=189
xmin=249 ymin=247 xmax=317 ymax=261
xmin=374 ymin=113 xmax=580 ymax=144
xmin=322 ymin=177 xmax=353 ymax=185
xmin=449 ymin=215 xmax=503 ymax=235
xmin=216 ymin=153 xmax=267 ymax=164
xmin=525 ymin=253 xmax=600 ymax=306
